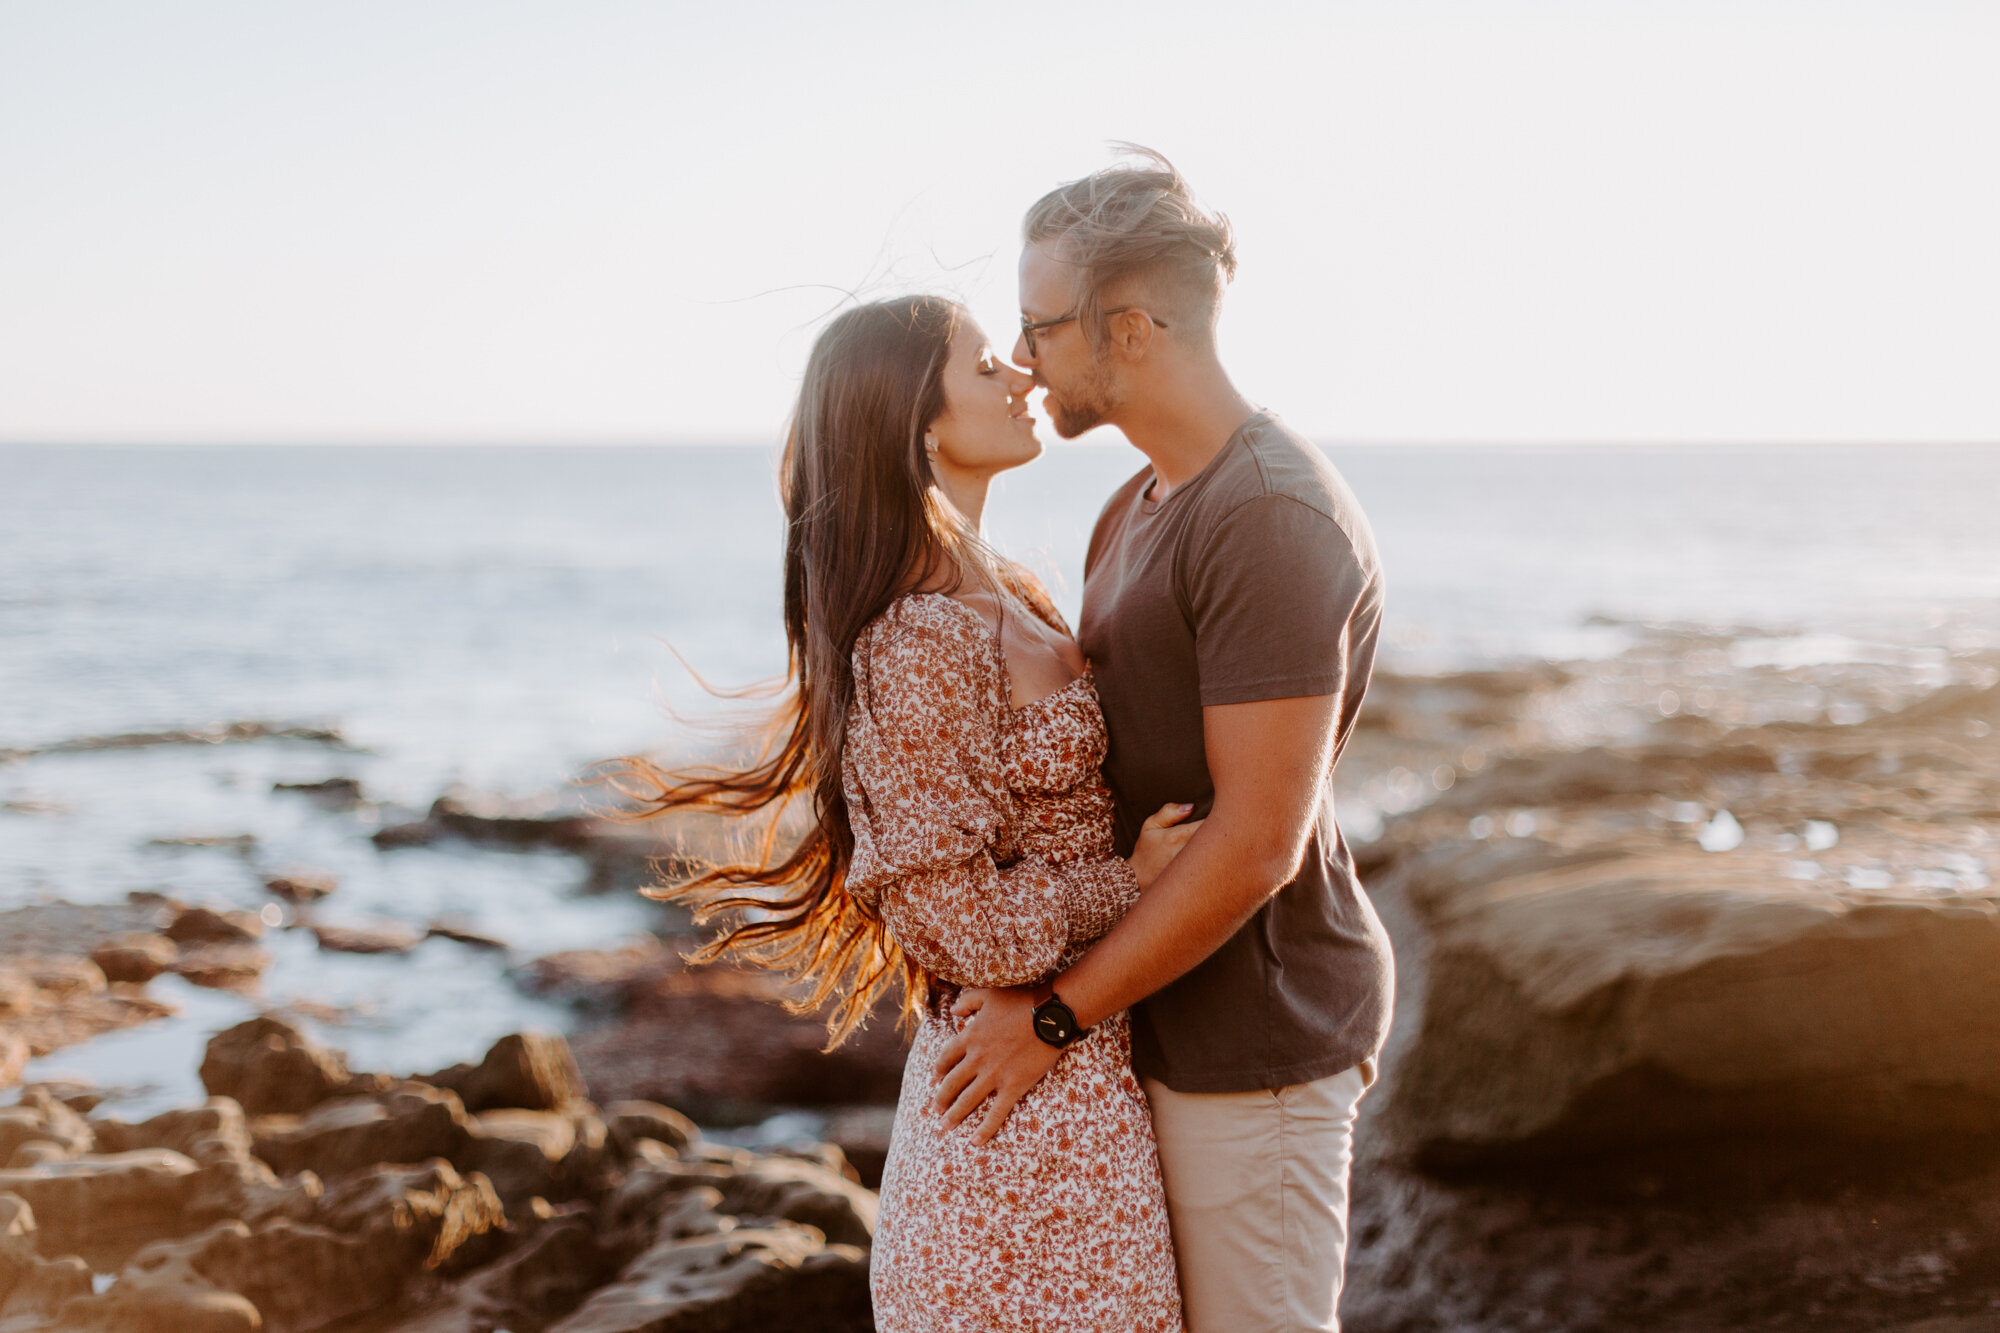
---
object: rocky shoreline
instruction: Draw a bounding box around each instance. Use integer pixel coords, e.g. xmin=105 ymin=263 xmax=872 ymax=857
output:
xmin=5 ymin=627 xmax=1997 ymax=1330
xmin=2 ymin=1021 xmax=875 ymax=1331
xmin=1341 ymin=635 xmax=2000 ymax=1331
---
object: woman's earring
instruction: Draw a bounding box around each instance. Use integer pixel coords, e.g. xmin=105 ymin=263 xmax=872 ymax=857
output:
xmin=924 ymin=433 xmax=939 ymax=457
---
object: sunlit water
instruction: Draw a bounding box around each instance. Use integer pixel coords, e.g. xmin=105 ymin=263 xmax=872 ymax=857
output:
xmin=3 ymin=442 xmax=1996 ymax=1112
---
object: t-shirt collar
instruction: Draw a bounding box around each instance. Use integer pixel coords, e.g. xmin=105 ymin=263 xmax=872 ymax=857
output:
xmin=1138 ymin=408 xmax=1272 ymax=513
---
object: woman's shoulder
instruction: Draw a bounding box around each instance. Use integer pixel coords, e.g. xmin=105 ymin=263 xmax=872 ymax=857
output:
xmin=854 ymin=592 xmax=995 ymax=673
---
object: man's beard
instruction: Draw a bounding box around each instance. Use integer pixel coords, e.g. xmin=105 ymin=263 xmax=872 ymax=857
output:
xmin=1044 ymin=360 xmax=1117 ymax=439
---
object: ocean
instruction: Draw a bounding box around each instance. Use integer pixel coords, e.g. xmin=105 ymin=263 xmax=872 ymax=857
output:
xmin=3 ymin=441 xmax=1996 ymax=1110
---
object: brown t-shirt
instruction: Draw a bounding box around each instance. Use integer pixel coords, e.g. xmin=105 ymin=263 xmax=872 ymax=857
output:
xmin=1079 ymin=411 xmax=1394 ymax=1094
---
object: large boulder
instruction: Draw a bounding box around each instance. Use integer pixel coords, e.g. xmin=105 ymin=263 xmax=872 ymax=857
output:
xmin=89 ymin=932 xmax=180 ymax=984
xmin=546 ymin=1223 xmax=871 ymax=1333
xmin=458 ymin=1108 xmax=616 ymax=1215
xmin=166 ymin=906 xmax=265 ymax=945
xmin=604 ymin=1100 xmax=699 ymax=1157
xmin=64 ymin=1161 xmax=508 ymax=1333
xmin=375 ymin=1213 xmax=621 ymax=1333
xmin=1384 ymin=831 xmax=2000 ymax=1165
xmin=93 ymin=1097 xmax=253 ymax=1165
xmin=94 ymin=1097 xmax=322 ymax=1229
xmin=174 ymin=943 xmax=274 ymax=992
xmin=200 ymin=1017 xmax=353 ymax=1116
xmin=1374 ymin=678 xmax=2000 ymax=1169
xmin=424 ymin=1032 xmax=587 ymax=1113
xmin=0 ymin=1149 xmax=200 ymax=1250
xmin=567 ymin=964 xmax=908 ymax=1124
xmin=48 ymin=1222 xmax=263 ymax=1333
xmin=711 ymin=1154 xmax=878 ymax=1249
xmin=253 ymin=1085 xmax=477 ymax=1178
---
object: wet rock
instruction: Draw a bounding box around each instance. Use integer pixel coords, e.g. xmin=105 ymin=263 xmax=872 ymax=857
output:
xmin=370 ymin=819 xmax=439 ymax=848
xmin=264 ymin=870 xmax=337 ymax=903
xmin=454 ymin=1110 xmax=615 ymax=1223
xmin=430 ymin=794 xmax=594 ymax=850
xmin=316 ymin=1158 xmax=508 ymax=1273
xmin=92 ymin=1098 xmax=252 ymax=1166
xmin=546 ymin=1221 xmax=870 ymax=1333
xmin=16 ymin=1080 xmax=101 ymax=1115
xmin=0 ymin=1247 xmax=93 ymax=1328
xmin=0 ymin=1149 xmax=200 ymax=1249
xmin=311 ymin=922 xmax=422 ymax=955
xmin=89 ymin=932 xmax=180 ymax=984
xmin=424 ymin=1032 xmax=587 ymax=1114
xmin=254 ymin=1085 xmax=477 ymax=1179
xmin=569 ymin=965 xmax=908 ymax=1123
xmin=461 ymin=1109 xmax=576 ymax=1212
xmin=167 ymin=906 xmax=265 ymax=945
xmin=200 ymin=1017 xmax=353 ymax=1116
xmin=0 ymin=1034 xmax=24 ymax=1092
xmin=14 ymin=955 xmax=107 ymax=1000
xmin=90 ymin=1100 xmax=321 ymax=1231
xmin=0 ymin=956 xmax=174 ymax=1065
xmin=424 ymin=919 xmax=509 ymax=951
xmin=375 ymin=1212 xmax=621 ymax=1333
xmin=0 ymin=903 xmax=177 ymax=962
xmin=98 ymin=1163 xmax=502 ymax=1333
xmin=820 ymin=1106 xmax=895 ymax=1190
xmin=0 ymin=970 xmax=36 ymax=1020
xmin=713 ymin=1154 xmax=877 ymax=1248
xmin=604 ymin=1100 xmax=699 ymax=1157
xmin=0 ymin=1088 xmax=93 ymax=1166
xmin=53 ymin=1222 xmax=263 ymax=1333
xmin=3 ymin=720 xmax=345 ymax=760
xmin=0 ymin=1194 xmax=37 ymax=1309
xmin=272 ymin=776 xmax=364 ymax=808
xmin=524 ymin=936 xmax=678 ymax=1011
xmin=1380 ymin=835 xmax=2000 ymax=1166
xmin=173 ymin=943 xmax=273 ymax=992
xmin=148 ymin=833 xmax=259 ymax=851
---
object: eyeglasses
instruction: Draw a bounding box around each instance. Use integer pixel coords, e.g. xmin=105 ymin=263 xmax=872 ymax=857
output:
xmin=1019 ymin=306 xmax=1167 ymax=358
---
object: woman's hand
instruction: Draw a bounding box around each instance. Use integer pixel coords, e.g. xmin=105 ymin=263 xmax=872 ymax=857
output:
xmin=1129 ymin=802 xmax=1203 ymax=890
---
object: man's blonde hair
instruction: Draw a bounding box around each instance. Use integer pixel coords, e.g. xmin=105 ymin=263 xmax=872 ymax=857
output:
xmin=1023 ymin=144 xmax=1237 ymax=351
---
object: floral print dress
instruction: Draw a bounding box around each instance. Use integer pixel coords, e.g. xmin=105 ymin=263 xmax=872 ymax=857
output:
xmin=843 ymin=592 xmax=1183 ymax=1333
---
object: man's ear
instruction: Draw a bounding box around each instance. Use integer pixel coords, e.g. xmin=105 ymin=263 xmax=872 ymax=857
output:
xmin=1107 ymin=307 xmax=1158 ymax=363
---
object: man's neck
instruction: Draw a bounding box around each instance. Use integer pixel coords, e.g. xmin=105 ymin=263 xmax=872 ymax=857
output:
xmin=1112 ymin=357 xmax=1257 ymax=499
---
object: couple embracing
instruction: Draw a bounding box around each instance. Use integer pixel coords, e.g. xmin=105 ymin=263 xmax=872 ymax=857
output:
xmin=628 ymin=148 xmax=1394 ymax=1332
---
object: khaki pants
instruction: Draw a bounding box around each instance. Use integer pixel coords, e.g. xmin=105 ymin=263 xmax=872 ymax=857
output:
xmin=1143 ymin=1062 xmax=1374 ymax=1333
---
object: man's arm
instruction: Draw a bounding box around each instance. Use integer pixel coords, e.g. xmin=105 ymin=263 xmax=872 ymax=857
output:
xmin=932 ymin=689 xmax=1341 ymax=1142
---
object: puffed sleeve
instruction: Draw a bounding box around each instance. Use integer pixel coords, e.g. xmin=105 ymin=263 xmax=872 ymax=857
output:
xmin=842 ymin=598 xmax=1074 ymax=988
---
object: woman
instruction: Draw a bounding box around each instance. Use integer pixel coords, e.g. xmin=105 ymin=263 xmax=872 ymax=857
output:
xmin=610 ymin=295 xmax=1187 ymax=1332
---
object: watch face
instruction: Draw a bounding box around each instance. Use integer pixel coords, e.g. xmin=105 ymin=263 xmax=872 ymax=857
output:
xmin=1033 ymin=1003 xmax=1076 ymax=1047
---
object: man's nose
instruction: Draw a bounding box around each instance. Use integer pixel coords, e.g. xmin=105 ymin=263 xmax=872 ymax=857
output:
xmin=1011 ymin=329 xmax=1036 ymax=365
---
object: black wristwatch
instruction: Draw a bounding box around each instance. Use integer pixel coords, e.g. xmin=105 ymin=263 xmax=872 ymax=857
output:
xmin=1031 ymin=987 xmax=1086 ymax=1049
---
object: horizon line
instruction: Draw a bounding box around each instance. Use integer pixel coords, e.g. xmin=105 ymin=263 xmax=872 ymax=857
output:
xmin=5 ymin=436 xmax=1997 ymax=451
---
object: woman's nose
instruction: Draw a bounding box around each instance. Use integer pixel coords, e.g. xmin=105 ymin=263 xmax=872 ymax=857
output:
xmin=1004 ymin=362 xmax=1035 ymax=394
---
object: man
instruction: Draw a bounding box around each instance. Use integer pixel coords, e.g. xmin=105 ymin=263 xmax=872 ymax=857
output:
xmin=929 ymin=147 xmax=1395 ymax=1332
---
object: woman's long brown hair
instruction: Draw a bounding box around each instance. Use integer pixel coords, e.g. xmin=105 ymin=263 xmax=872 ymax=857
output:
xmin=599 ymin=295 xmax=1004 ymax=1046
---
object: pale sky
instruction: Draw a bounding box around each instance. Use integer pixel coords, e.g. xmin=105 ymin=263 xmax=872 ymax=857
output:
xmin=2 ymin=0 xmax=1995 ymax=445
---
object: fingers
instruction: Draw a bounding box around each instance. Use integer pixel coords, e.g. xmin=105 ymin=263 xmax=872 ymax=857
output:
xmin=940 ymin=1070 xmax=999 ymax=1131
xmin=931 ymin=1032 xmax=969 ymax=1082
xmin=1140 ymin=801 xmax=1196 ymax=831
xmin=972 ymin=1082 xmax=1027 ymax=1146
xmin=1163 ymin=818 xmax=1205 ymax=849
xmin=950 ymin=988 xmax=989 ymax=1019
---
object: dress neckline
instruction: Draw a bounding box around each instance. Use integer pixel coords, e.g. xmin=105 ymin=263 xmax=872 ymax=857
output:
xmin=903 ymin=591 xmax=1088 ymax=715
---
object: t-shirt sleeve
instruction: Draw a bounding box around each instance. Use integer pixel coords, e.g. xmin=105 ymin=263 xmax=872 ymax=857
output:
xmin=1185 ymin=493 xmax=1372 ymax=707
